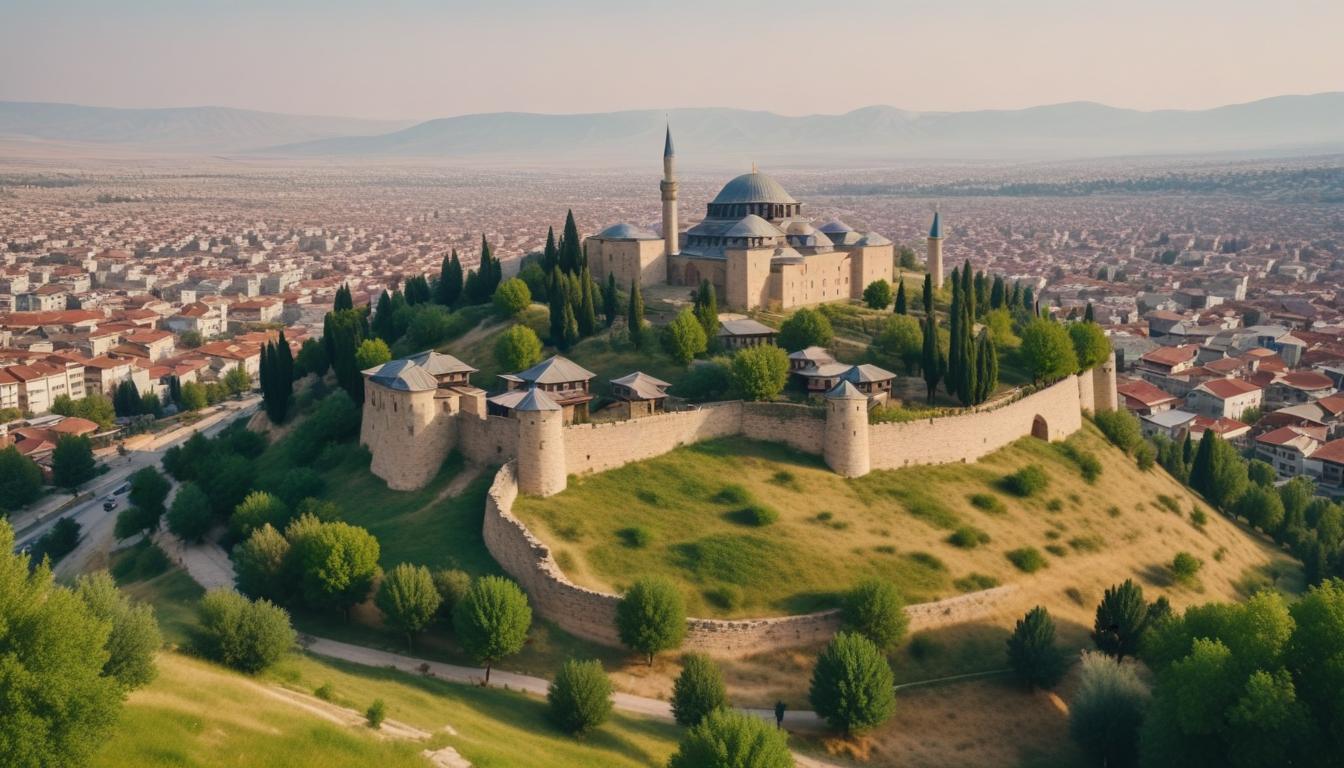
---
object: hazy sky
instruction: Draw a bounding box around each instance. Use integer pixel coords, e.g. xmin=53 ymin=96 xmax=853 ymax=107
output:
xmin=2 ymin=0 xmax=1341 ymax=120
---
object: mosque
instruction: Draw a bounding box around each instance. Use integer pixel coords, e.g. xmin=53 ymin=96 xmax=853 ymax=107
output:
xmin=584 ymin=128 xmax=944 ymax=312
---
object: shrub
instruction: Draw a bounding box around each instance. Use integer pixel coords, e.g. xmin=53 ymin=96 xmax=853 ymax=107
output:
xmin=841 ymin=579 xmax=909 ymax=651
xmin=671 ymin=653 xmax=728 ymax=727
xmin=1135 ymin=442 xmax=1156 ymax=471
xmin=674 ymin=358 xmax=732 ymax=402
xmin=431 ymin=568 xmax=472 ymax=619
xmin=1046 ymin=498 xmax=1064 ymax=512
xmin=969 ymin=493 xmax=1006 ymax=514
xmin=196 ymin=589 xmax=295 ymax=673
xmin=73 ymin=571 xmax=162 ymax=691
xmin=728 ymin=345 xmax=789 ymax=401
xmin=616 ymin=577 xmax=686 ymax=664
xmin=491 ymin=277 xmax=531 ymax=317
xmin=768 ymin=470 xmax=798 ymax=489
xmin=954 ymin=573 xmax=1000 ymax=592
xmin=1068 ymin=321 xmax=1111 ymax=371
xmin=778 ymin=307 xmax=834 ymax=351
xmin=1007 ymin=606 xmax=1066 ymax=690
xmin=711 ymin=484 xmax=751 ymax=505
xmin=735 ymin=504 xmax=778 ymax=527
xmin=862 ymin=279 xmax=894 ymax=310
xmin=1069 ymin=651 xmax=1149 ymax=768
xmin=1003 ymin=465 xmax=1049 ymax=497
xmin=375 ymin=563 xmax=442 ymax=651
xmin=809 ymin=632 xmax=896 ymax=734
xmin=1069 ymin=535 xmax=1104 ymax=553
xmin=1007 ymin=547 xmax=1048 ymax=573
xmin=1019 ymin=319 xmax=1078 ymax=383
xmin=233 ymin=524 xmax=291 ymax=603
xmin=947 ymin=525 xmax=990 ymax=549
xmin=365 ymin=699 xmax=386 ymax=730
xmin=661 ymin=308 xmax=709 ymax=365
xmin=1045 ymin=544 xmax=1068 ymax=557
xmin=1190 ymin=508 xmax=1209 ymax=529
xmin=1171 ymin=552 xmax=1203 ymax=583
xmin=667 ymin=709 xmax=793 ymax=768
xmin=617 ymin=526 xmax=651 ymax=548
xmin=1076 ymin=451 xmax=1103 ymax=483
xmin=314 ymin=683 xmax=335 ymax=701
xmin=1094 ymin=409 xmax=1143 ymax=453
xmin=547 ymin=659 xmax=613 ymax=734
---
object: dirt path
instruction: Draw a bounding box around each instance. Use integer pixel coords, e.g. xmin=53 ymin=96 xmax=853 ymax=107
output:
xmin=430 ymin=464 xmax=484 ymax=506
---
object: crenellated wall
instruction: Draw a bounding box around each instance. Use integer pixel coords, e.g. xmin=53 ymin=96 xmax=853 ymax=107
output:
xmin=482 ymin=462 xmax=1020 ymax=655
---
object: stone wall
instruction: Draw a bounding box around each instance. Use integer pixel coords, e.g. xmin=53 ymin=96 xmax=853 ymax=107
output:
xmin=482 ymin=462 xmax=1018 ymax=654
xmin=739 ymin=402 xmax=826 ymax=454
xmin=563 ymin=402 xmax=742 ymax=477
xmin=868 ymin=376 xmax=1085 ymax=471
xmin=458 ymin=412 xmax=518 ymax=466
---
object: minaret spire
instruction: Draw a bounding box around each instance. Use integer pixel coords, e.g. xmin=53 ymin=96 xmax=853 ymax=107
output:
xmin=661 ymin=123 xmax=679 ymax=256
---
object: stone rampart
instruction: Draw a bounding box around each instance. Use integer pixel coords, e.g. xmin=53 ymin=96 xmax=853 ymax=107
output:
xmin=868 ymin=375 xmax=1084 ymax=470
xmin=739 ymin=402 xmax=826 ymax=454
xmin=563 ymin=402 xmax=742 ymax=476
xmin=482 ymin=462 xmax=1018 ymax=655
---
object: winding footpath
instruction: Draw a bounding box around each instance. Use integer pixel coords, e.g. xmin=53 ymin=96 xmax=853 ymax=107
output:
xmin=158 ymin=531 xmax=843 ymax=768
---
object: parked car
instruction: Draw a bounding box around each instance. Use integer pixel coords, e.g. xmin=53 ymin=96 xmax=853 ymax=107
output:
xmin=113 ymin=483 xmax=130 ymax=495
xmin=103 ymin=499 xmax=117 ymax=512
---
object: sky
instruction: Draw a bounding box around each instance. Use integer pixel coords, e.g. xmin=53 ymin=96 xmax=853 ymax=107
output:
xmin=2 ymin=0 xmax=1342 ymax=121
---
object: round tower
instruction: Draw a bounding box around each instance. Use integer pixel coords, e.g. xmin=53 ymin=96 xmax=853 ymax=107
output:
xmin=927 ymin=210 xmax=944 ymax=290
xmin=660 ymin=125 xmax=679 ymax=257
xmin=823 ymin=381 xmax=871 ymax=478
xmin=1093 ymin=351 xmax=1119 ymax=412
xmin=514 ymin=388 xmax=567 ymax=496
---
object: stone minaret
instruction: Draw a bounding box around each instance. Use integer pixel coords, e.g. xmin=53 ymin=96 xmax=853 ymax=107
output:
xmin=823 ymin=381 xmax=871 ymax=478
xmin=660 ymin=125 xmax=679 ymax=256
xmin=927 ymin=210 xmax=944 ymax=289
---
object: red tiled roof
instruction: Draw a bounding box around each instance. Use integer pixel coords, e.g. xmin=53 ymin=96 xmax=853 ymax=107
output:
xmin=1280 ymin=372 xmax=1334 ymax=391
xmin=1117 ymin=380 xmax=1179 ymax=407
xmin=1199 ymin=378 xmax=1261 ymax=399
xmin=1141 ymin=345 xmax=1199 ymax=366
xmin=1256 ymin=425 xmax=1327 ymax=446
xmin=1314 ymin=440 xmax=1344 ymax=465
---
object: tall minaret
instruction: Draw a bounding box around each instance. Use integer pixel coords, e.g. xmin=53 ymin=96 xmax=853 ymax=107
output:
xmin=927 ymin=209 xmax=944 ymax=289
xmin=660 ymin=125 xmax=679 ymax=256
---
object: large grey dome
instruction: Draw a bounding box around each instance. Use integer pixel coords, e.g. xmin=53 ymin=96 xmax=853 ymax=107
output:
xmin=710 ymin=172 xmax=797 ymax=206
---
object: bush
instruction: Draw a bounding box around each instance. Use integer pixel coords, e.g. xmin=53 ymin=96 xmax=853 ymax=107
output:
xmin=491 ymin=277 xmax=532 ymax=317
xmin=616 ymin=577 xmax=686 ymax=665
xmin=36 ymin=517 xmax=82 ymax=562
xmin=862 ymin=279 xmax=893 ymax=310
xmin=661 ymin=308 xmax=709 ymax=365
xmin=947 ymin=525 xmax=990 ymax=549
xmin=375 ymin=563 xmax=442 ymax=651
xmin=1171 ymin=552 xmax=1203 ymax=583
xmin=1094 ymin=409 xmax=1142 ymax=453
xmin=728 ymin=345 xmax=789 ymax=401
xmin=617 ymin=526 xmax=651 ymax=548
xmin=1135 ymin=442 xmax=1156 ymax=471
xmin=734 ymin=504 xmax=778 ymax=527
xmin=1007 ymin=606 xmax=1066 ymax=690
xmin=711 ymin=484 xmax=751 ymax=505
xmin=1075 ymin=451 xmax=1103 ymax=483
xmin=1019 ymin=318 xmax=1078 ymax=383
xmin=1003 ymin=465 xmax=1049 ymax=497
xmin=954 ymin=573 xmax=1001 ymax=592
xmin=366 ymin=699 xmax=386 ymax=729
xmin=314 ymin=682 xmax=335 ymax=701
xmin=841 ymin=579 xmax=909 ymax=651
xmin=674 ymin=358 xmax=732 ymax=402
xmin=667 ymin=708 xmax=793 ymax=768
xmin=703 ymin=585 xmax=742 ymax=611
xmin=671 ymin=653 xmax=728 ymax=727
xmin=494 ymin=324 xmax=543 ymax=372
xmin=547 ymin=659 xmax=613 ymax=734
xmin=808 ymin=631 xmax=896 ymax=734
xmin=969 ymin=493 xmax=1006 ymax=514
xmin=196 ymin=589 xmax=295 ymax=673
xmin=1007 ymin=547 xmax=1048 ymax=573
xmin=1069 ymin=651 xmax=1148 ymax=768
xmin=1068 ymin=321 xmax=1111 ymax=371
xmin=431 ymin=568 xmax=472 ymax=619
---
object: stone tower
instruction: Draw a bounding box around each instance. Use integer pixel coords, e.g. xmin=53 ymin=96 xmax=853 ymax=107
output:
xmin=823 ymin=381 xmax=871 ymax=478
xmin=361 ymin=364 xmax=455 ymax=492
xmin=660 ymin=125 xmax=679 ymax=257
xmin=927 ymin=210 xmax=944 ymax=289
xmin=514 ymin=388 xmax=567 ymax=496
xmin=1093 ymin=351 xmax=1119 ymax=411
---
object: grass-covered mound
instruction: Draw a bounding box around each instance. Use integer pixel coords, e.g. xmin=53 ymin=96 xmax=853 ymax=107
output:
xmin=512 ymin=425 xmax=1299 ymax=621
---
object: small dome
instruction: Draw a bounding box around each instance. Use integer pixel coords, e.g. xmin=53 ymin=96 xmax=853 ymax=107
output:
xmin=855 ymin=232 xmax=892 ymax=246
xmin=723 ymin=214 xmax=785 ymax=238
xmin=711 ymin=172 xmax=797 ymax=206
xmin=817 ymin=218 xmax=854 ymax=234
xmin=595 ymin=222 xmax=659 ymax=240
xmin=771 ymin=246 xmax=804 ymax=264
xmin=786 ymin=221 xmax=817 ymax=235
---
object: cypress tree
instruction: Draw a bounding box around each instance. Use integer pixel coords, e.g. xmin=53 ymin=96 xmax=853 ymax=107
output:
xmin=1189 ymin=430 xmax=1216 ymax=497
xmin=947 ymin=266 xmax=962 ymax=397
xmin=1182 ymin=432 xmax=1195 ymax=467
xmin=1084 ymin=302 xmax=1095 ymax=323
xmin=559 ymin=210 xmax=582 ymax=274
xmin=894 ymin=278 xmax=907 ymax=315
xmin=962 ymin=260 xmax=975 ymax=320
xmin=974 ymin=270 xmax=988 ymax=314
xmin=562 ymin=299 xmax=580 ymax=350
xmin=542 ymin=226 xmax=558 ymax=272
xmin=548 ymin=270 xmax=566 ymax=346
xmin=578 ymin=267 xmax=597 ymax=337
xmin=603 ymin=273 xmax=619 ymax=327
xmin=440 ymin=250 xmax=463 ymax=306
xmin=627 ymin=280 xmax=645 ymax=350
xmin=1009 ymin=281 xmax=1022 ymax=310
xmin=277 ymin=329 xmax=293 ymax=384
xmin=957 ymin=263 xmax=977 ymax=406
xmin=922 ymin=312 xmax=943 ymax=405
xmin=373 ymin=291 xmax=395 ymax=343
xmin=259 ymin=340 xmax=272 ymax=413
xmin=990 ymin=275 xmax=1005 ymax=309
xmin=922 ymin=273 xmax=934 ymax=315
xmin=694 ymin=280 xmax=718 ymax=340
xmin=974 ymin=329 xmax=998 ymax=404
xmin=1022 ymin=286 xmax=1035 ymax=315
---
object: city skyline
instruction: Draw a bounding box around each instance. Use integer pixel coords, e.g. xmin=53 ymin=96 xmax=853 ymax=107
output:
xmin=2 ymin=0 xmax=1342 ymax=121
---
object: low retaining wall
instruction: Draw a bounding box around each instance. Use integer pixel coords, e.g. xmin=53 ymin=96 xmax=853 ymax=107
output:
xmin=482 ymin=462 xmax=1016 ymax=655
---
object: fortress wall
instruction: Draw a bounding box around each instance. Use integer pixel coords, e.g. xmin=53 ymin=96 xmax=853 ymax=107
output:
xmin=362 ymin=389 xmax=455 ymax=491
xmin=739 ymin=402 xmax=826 ymax=454
xmin=482 ymin=462 xmax=1018 ymax=654
xmin=458 ymin=413 xmax=519 ymax=465
xmin=868 ymin=376 xmax=1085 ymax=471
xmin=1077 ymin=367 xmax=1097 ymax=413
xmin=563 ymin=401 xmax=744 ymax=476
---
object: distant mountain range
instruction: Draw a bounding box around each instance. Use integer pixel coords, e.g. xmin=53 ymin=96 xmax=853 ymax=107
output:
xmin=1 ymin=94 xmax=1342 ymax=164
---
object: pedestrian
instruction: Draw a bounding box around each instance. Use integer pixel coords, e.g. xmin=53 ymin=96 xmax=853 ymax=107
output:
xmin=774 ymin=700 xmax=786 ymax=730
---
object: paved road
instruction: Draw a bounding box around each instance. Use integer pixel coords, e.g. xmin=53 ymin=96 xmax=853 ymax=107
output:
xmin=13 ymin=397 xmax=260 ymax=560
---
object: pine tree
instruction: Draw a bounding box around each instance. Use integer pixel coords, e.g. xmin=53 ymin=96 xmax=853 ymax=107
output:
xmin=922 ymin=312 xmax=944 ymax=405
xmin=962 ymin=260 xmax=975 ymax=320
xmin=974 ymin=329 xmax=998 ymax=404
xmin=627 ymin=280 xmax=645 ymax=349
xmin=373 ymin=291 xmax=395 ymax=343
xmin=894 ymin=278 xmax=907 ymax=315
xmin=578 ymin=267 xmax=597 ymax=337
xmin=922 ymin=273 xmax=934 ymax=315
xmin=974 ymin=270 xmax=988 ymax=314
xmin=947 ymin=266 xmax=962 ymax=397
xmin=334 ymin=283 xmax=353 ymax=311
xmin=437 ymin=250 xmax=463 ymax=307
xmin=562 ymin=300 xmax=580 ymax=350
xmin=602 ymin=273 xmax=619 ymax=327
xmin=956 ymin=263 xmax=977 ymax=406
xmin=694 ymin=280 xmax=718 ymax=340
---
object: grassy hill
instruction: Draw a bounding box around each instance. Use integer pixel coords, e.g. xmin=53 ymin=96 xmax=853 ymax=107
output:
xmin=513 ymin=424 xmax=1300 ymax=625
